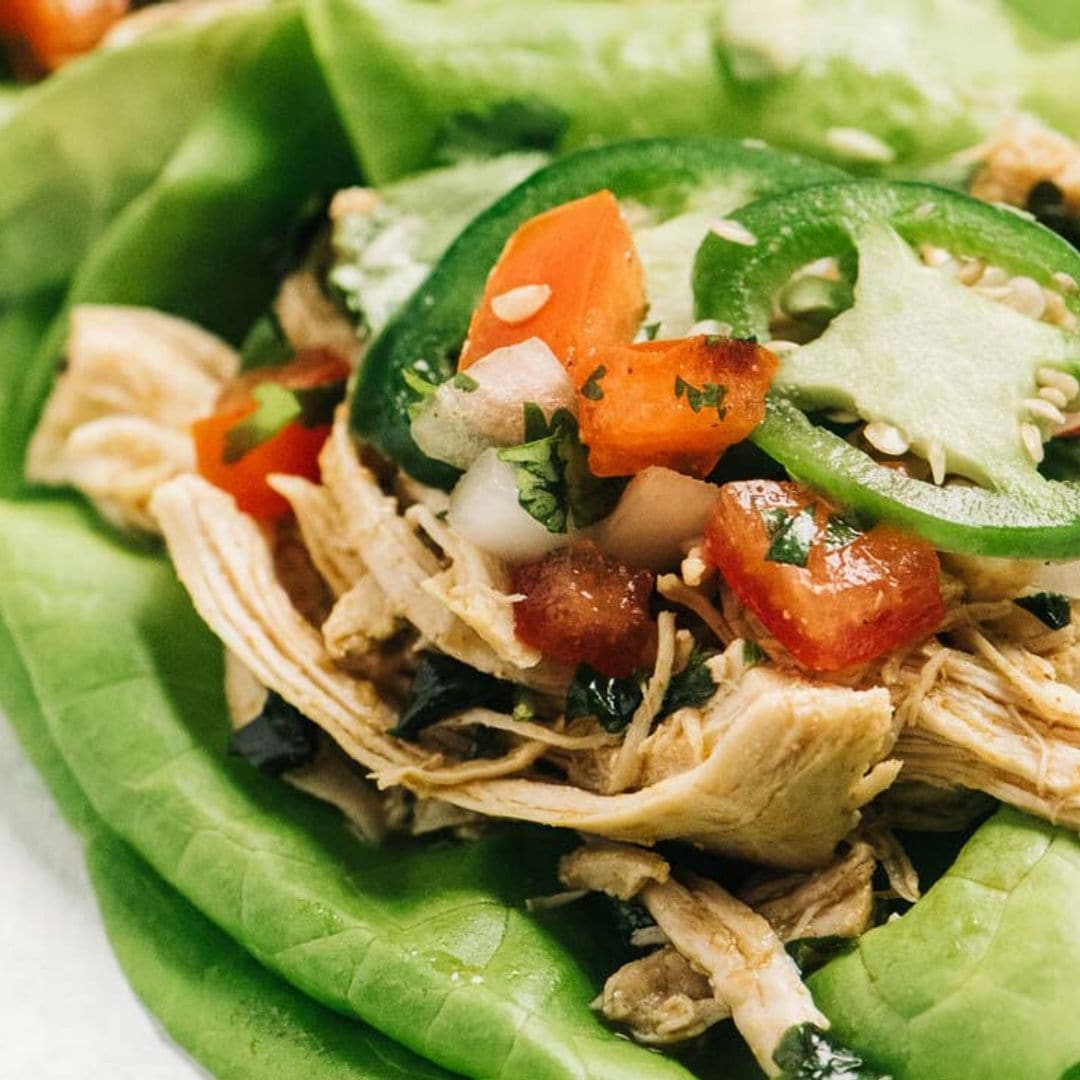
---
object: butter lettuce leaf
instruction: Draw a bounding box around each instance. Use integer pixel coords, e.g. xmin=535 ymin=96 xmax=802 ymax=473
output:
xmin=811 ymin=807 xmax=1080 ymax=1079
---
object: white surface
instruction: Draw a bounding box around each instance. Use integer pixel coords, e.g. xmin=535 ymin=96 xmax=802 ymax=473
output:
xmin=0 ymin=715 xmax=203 ymax=1080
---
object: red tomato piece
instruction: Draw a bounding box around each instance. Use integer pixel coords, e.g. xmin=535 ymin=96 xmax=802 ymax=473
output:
xmin=578 ymin=335 xmax=778 ymax=478
xmin=458 ymin=190 xmax=645 ymax=383
xmin=704 ymin=480 xmax=945 ymax=671
xmin=192 ymin=350 xmax=350 ymax=520
xmin=511 ymin=542 xmax=655 ymax=678
xmin=2 ymin=0 xmax=127 ymax=73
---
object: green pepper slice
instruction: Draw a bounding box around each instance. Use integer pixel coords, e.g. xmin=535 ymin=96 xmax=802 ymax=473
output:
xmin=694 ymin=180 xmax=1080 ymax=558
xmin=351 ymin=136 xmax=844 ymax=487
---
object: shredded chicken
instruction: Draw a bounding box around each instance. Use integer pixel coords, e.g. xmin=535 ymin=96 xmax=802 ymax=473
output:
xmin=27 ymin=305 xmax=239 ymax=532
xmin=274 ymin=266 xmax=363 ymax=366
xmin=321 ymin=577 xmax=399 ymax=666
xmin=559 ymin=840 xmax=671 ymax=900
xmin=595 ymin=948 xmax=729 ymax=1045
xmin=738 ymin=842 xmax=877 ymax=941
xmin=889 ymin=626 xmax=1080 ymax=827
xmin=154 ymin=469 xmax=897 ymax=865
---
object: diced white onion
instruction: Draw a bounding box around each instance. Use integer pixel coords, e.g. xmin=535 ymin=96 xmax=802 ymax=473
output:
xmin=411 ymin=338 xmax=576 ymax=470
xmin=591 ymin=466 xmax=719 ymax=570
xmin=448 ymin=448 xmax=569 ymax=563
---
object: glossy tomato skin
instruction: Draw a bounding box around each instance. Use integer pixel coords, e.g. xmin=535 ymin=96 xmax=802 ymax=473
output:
xmin=193 ymin=351 xmax=350 ymax=520
xmin=2 ymin=0 xmax=127 ymax=73
xmin=704 ymin=480 xmax=944 ymax=671
xmin=511 ymin=542 xmax=654 ymax=678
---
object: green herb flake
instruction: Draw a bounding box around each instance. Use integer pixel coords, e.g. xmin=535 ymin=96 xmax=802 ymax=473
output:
xmin=765 ymin=504 xmax=818 ymax=567
xmin=610 ymin=898 xmax=657 ymax=946
xmin=1015 ymin=591 xmax=1073 ymax=630
xmin=565 ymin=663 xmax=643 ymax=733
xmin=642 ymin=321 xmax=662 ymax=341
xmin=742 ymin=640 xmax=768 ymax=667
xmin=228 ymin=692 xmax=320 ymax=776
xmin=674 ymin=375 xmax=728 ymax=417
xmin=223 ymin=382 xmax=301 ymax=464
xmin=822 ymin=513 xmax=863 ymax=553
xmin=772 ymin=1023 xmax=886 ymax=1079
xmin=581 ymin=365 xmax=607 ymax=401
xmin=659 ymin=645 xmax=717 ymax=718
xmin=498 ymin=406 xmax=624 ymax=534
xmin=390 ymin=653 xmax=516 ymax=741
xmin=451 ymin=372 xmax=479 ymax=392
xmin=294 ymin=379 xmax=347 ymax=428
xmin=402 ymin=366 xmax=438 ymax=421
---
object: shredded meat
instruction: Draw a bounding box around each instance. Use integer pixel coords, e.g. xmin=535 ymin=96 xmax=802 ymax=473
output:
xmin=558 ymin=840 xmax=670 ymax=900
xmin=26 ymin=305 xmax=239 ymax=532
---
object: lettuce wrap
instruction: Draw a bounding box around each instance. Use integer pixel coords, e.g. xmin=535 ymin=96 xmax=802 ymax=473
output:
xmin=7 ymin=3 xmax=1080 ymax=1078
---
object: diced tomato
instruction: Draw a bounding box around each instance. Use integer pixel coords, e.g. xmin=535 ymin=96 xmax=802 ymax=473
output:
xmin=578 ymin=335 xmax=777 ymax=478
xmin=704 ymin=480 xmax=944 ymax=671
xmin=2 ymin=0 xmax=128 ymax=73
xmin=459 ymin=190 xmax=645 ymax=383
xmin=511 ymin=542 xmax=654 ymax=678
xmin=192 ymin=350 xmax=350 ymax=521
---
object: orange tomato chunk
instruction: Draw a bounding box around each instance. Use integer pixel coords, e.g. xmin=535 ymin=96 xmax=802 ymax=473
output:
xmin=704 ymin=480 xmax=944 ymax=671
xmin=459 ymin=190 xmax=645 ymax=382
xmin=578 ymin=335 xmax=777 ymax=477
xmin=193 ymin=350 xmax=350 ymax=521
xmin=511 ymin=542 xmax=654 ymax=678
xmin=2 ymin=0 xmax=127 ymax=72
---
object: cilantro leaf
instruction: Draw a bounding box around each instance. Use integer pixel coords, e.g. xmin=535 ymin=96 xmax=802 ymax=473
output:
xmin=498 ymin=406 xmax=624 ymax=533
xmin=773 ymin=1023 xmax=887 ymax=1079
xmin=674 ymin=375 xmax=728 ymax=417
xmin=223 ymin=382 xmax=300 ymax=464
xmin=1015 ymin=591 xmax=1072 ymax=630
xmin=822 ymin=512 xmax=863 ymax=553
xmin=451 ymin=372 xmax=479 ymax=392
xmin=390 ymin=653 xmax=516 ymax=740
xmin=581 ymin=365 xmax=607 ymax=401
xmin=566 ymin=663 xmax=643 ymax=733
xmin=765 ymin=504 xmax=818 ymax=567
xmin=402 ymin=367 xmax=438 ymax=421
xmin=743 ymin=640 xmax=768 ymax=667
xmin=659 ymin=644 xmax=718 ymax=717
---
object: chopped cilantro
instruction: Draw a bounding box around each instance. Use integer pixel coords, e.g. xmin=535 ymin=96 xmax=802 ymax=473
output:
xmin=498 ymin=406 xmax=624 ymax=533
xmin=765 ymin=504 xmax=818 ymax=567
xmin=674 ymin=375 xmax=728 ymax=417
xmin=581 ymin=365 xmax=607 ymax=401
xmin=223 ymin=382 xmax=300 ymax=464
xmin=822 ymin=512 xmax=864 ymax=552
xmin=402 ymin=366 xmax=438 ymax=420
xmin=1015 ymin=591 xmax=1073 ymax=630
xmin=390 ymin=653 xmax=516 ymax=740
xmin=773 ymin=1023 xmax=886 ymax=1079
xmin=228 ymin=692 xmax=320 ymax=776
xmin=566 ymin=664 xmax=643 ymax=733
xmin=451 ymin=372 xmax=479 ymax=392
xmin=642 ymin=321 xmax=662 ymax=341
xmin=659 ymin=645 xmax=718 ymax=718
xmin=742 ymin=640 xmax=768 ymax=667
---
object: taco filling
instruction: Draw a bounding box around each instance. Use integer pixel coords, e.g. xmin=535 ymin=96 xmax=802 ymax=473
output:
xmin=26 ymin=129 xmax=1080 ymax=1076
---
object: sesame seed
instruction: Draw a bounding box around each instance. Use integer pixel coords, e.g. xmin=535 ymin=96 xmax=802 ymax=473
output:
xmin=1021 ymin=423 xmax=1045 ymax=463
xmin=824 ymin=126 xmax=896 ymax=163
xmin=1025 ymin=397 xmax=1067 ymax=425
xmin=927 ymin=440 xmax=946 ymax=486
xmin=1038 ymin=385 xmax=1070 ymax=409
xmin=709 ymin=219 xmax=757 ymax=246
xmin=1004 ymin=276 xmax=1046 ymax=319
xmin=864 ymin=421 xmax=910 ymax=456
xmin=919 ymin=244 xmax=952 ymax=269
xmin=1038 ymin=367 xmax=1080 ymax=401
xmin=977 ymin=265 xmax=1009 ymax=288
xmin=490 ymin=283 xmax=552 ymax=324
xmin=1053 ymin=271 xmax=1079 ymax=293
xmin=956 ymin=257 xmax=985 ymax=285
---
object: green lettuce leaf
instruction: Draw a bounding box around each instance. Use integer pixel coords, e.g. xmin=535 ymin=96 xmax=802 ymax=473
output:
xmin=305 ymin=0 xmax=731 ymax=182
xmin=811 ymin=807 xmax=1080 ymax=1079
xmin=6 ymin=0 xmax=355 ymax=492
